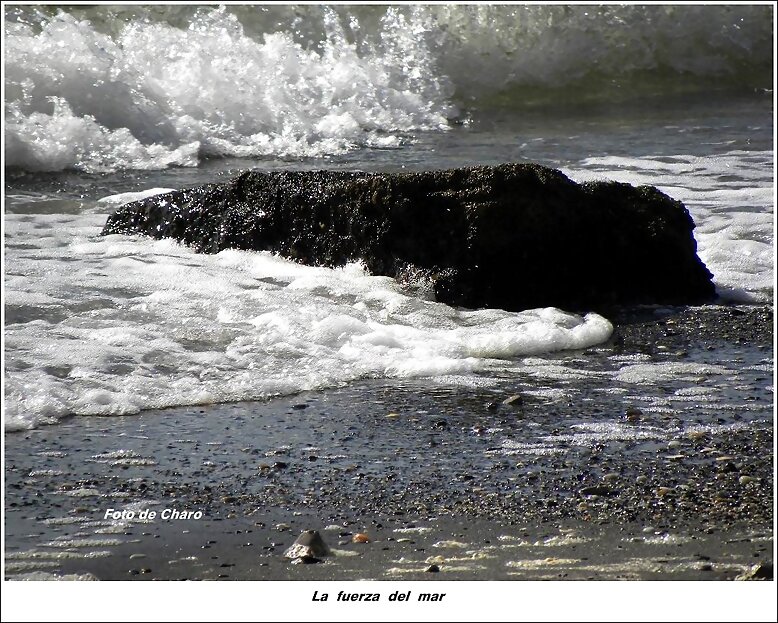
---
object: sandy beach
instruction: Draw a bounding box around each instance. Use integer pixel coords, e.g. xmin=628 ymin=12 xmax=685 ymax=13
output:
xmin=5 ymin=304 xmax=773 ymax=582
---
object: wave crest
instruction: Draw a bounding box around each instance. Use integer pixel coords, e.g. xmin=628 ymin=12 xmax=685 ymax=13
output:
xmin=4 ymin=5 xmax=772 ymax=172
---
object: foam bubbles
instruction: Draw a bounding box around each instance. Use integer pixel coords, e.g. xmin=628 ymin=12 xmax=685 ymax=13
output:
xmin=5 ymin=5 xmax=771 ymax=172
xmin=7 ymin=571 xmax=100 ymax=581
xmin=4 ymin=209 xmax=613 ymax=430
xmin=5 ymin=7 xmax=453 ymax=173
xmin=615 ymin=362 xmax=730 ymax=385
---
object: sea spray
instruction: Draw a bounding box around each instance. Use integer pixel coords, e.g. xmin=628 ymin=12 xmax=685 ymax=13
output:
xmin=5 ymin=4 xmax=772 ymax=173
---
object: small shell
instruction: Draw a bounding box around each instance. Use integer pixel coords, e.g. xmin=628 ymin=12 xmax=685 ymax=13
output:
xmin=352 ymin=533 xmax=371 ymax=544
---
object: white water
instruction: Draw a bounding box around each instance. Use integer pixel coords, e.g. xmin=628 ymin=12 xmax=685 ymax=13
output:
xmin=5 ymin=6 xmax=453 ymax=172
xmin=4 ymin=4 xmax=772 ymax=172
xmin=4 ymin=199 xmax=613 ymax=430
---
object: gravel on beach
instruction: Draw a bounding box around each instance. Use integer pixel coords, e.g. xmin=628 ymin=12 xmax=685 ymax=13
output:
xmin=4 ymin=304 xmax=773 ymax=581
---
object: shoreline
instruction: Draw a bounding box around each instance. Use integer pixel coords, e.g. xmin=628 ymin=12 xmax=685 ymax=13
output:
xmin=4 ymin=303 xmax=774 ymax=581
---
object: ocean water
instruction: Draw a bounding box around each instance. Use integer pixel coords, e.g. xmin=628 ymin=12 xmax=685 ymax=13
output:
xmin=3 ymin=5 xmax=774 ymax=431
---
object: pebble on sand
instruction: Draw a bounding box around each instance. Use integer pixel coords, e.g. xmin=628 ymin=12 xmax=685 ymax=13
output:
xmin=283 ymin=530 xmax=331 ymax=562
xmin=352 ymin=533 xmax=371 ymax=544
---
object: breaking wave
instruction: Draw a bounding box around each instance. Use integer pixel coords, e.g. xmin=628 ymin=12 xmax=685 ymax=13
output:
xmin=4 ymin=4 xmax=773 ymax=172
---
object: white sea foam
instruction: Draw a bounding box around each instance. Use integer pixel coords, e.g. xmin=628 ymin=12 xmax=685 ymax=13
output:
xmin=522 ymin=388 xmax=571 ymax=402
xmin=41 ymin=538 xmax=125 ymax=548
xmin=5 ymin=7 xmax=453 ymax=172
xmin=4 ymin=209 xmax=613 ymax=430
xmin=543 ymin=423 xmax=665 ymax=447
xmin=493 ymin=441 xmax=566 ymax=457
xmin=5 ymin=550 xmax=112 ymax=560
xmin=499 ymin=422 xmax=661 ymax=456
xmin=641 ymin=534 xmax=694 ymax=546
xmin=28 ymin=469 xmax=65 ymax=477
xmin=494 ymin=419 xmax=757 ymax=458
xmin=4 ymin=561 xmax=61 ymax=573
xmin=393 ymin=526 xmax=433 ymax=534
xmin=96 ymin=189 xmax=176 ymax=206
xmin=518 ymin=359 xmax=610 ymax=382
xmin=614 ymin=362 xmax=730 ymax=385
xmin=7 ymin=571 xmax=99 ymax=581
xmin=63 ymin=488 xmax=101 ymax=498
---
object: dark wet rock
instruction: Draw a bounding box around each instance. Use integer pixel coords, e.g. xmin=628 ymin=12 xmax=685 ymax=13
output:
xmin=283 ymin=530 xmax=331 ymax=562
xmin=102 ymin=163 xmax=715 ymax=312
xmin=425 ymin=564 xmax=440 ymax=572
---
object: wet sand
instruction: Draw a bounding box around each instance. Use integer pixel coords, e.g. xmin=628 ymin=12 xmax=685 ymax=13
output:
xmin=4 ymin=304 xmax=773 ymax=581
